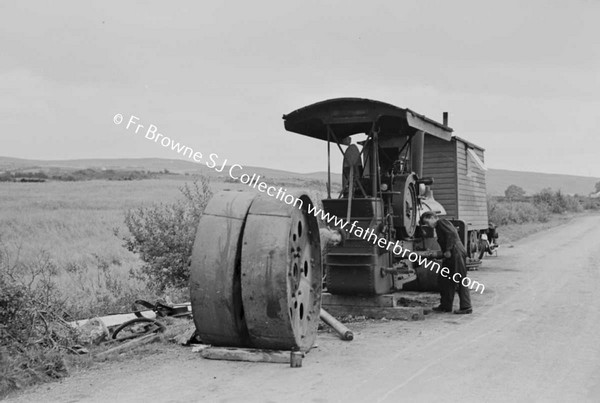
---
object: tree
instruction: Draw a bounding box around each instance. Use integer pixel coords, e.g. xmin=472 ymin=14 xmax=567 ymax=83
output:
xmin=595 ymin=181 xmax=600 ymax=193
xmin=504 ymin=184 xmax=526 ymax=201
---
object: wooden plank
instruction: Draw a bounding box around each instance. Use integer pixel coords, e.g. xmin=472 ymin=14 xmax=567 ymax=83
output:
xmin=458 ymin=198 xmax=488 ymax=205
xmin=424 ymin=173 xmax=457 ymax=180
xmin=459 ymin=216 xmax=489 ymax=221
xmin=430 ymin=182 xmax=458 ymax=188
xmin=433 ymin=193 xmax=457 ymax=199
xmin=457 ymin=185 xmax=486 ymax=192
xmin=458 ymin=190 xmax=488 ymax=196
xmin=459 ymin=213 xmax=489 ymax=220
xmin=430 ymin=189 xmax=460 ymax=196
xmin=459 ymin=207 xmax=488 ymax=212
xmin=462 ymin=215 xmax=488 ymax=219
xmin=200 ymin=347 xmax=292 ymax=364
xmin=458 ymin=176 xmax=486 ymax=183
xmin=422 ymin=166 xmax=457 ymax=173
xmin=422 ymin=160 xmax=457 ymax=167
xmin=457 ymin=188 xmax=487 ymax=195
xmin=71 ymin=311 xmax=157 ymax=329
xmin=322 ymin=293 xmax=397 ymax=307
xmin=324 ymin=305 xmax=425 ymax=321
xmin=457 ymin=187 xmax=487 ymax=195
xmin=435 ymin=200 xmax=458 ymax=207
xmin=460 ymin=185 xmax=486 ymax=191
xmin=431 ymin=193 xmax=458 ymax=199
xmin=458 ymin=200 xmax=487 ymax=205
xmin=459 ymin=204 xmax=488 ymax=209
xmin=458 ymin=203 xmax=488 ymax=210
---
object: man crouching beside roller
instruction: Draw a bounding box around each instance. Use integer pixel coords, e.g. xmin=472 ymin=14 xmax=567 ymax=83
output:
xmin=420 ymin=212 xmax=472 ymax=314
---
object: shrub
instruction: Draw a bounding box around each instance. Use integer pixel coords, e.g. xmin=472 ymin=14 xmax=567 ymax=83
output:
xmin=582 ymin=197 xmax=600 ymax=210
xmin=121 ymin=178 xmax=212 ymax=292
xmin=533 ymin=188 xmax=582 ymax=214
xmin=0 ymin=246 xmax=78 ymax=398
xmin=488 ymin=197 xmax=550 ymax=225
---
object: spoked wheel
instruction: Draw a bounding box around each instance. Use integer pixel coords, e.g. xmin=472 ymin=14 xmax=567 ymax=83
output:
xmin=190 ymin=191 xmax=322 ymax=351
xmin=467 ymin=231 xmax=481 ymax=261
xmin=241 ymin=194 xmax=322 ymax=351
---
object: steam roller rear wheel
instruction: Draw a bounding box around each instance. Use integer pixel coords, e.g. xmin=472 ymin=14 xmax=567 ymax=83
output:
xmin=241 ymin=194 xmax=322 ymax=351
xmin=189 ymin=191 xmax=255 ymax=347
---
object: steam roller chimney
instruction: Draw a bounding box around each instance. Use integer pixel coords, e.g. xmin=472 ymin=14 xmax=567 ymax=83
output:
xmin=443 ymin=112 xmax=449 ymax=126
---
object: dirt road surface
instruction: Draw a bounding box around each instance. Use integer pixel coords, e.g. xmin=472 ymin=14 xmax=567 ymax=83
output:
xmin=8 ymin=215 xmax=600 ymax=402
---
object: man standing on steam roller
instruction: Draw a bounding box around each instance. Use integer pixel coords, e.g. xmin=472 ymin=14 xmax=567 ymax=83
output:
xmin=420 ymin=211 xmax=473 ymax=314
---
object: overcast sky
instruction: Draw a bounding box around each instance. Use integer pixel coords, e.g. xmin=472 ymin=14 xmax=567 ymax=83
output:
xmin=1 ymin=0 xmax=598 ymax=176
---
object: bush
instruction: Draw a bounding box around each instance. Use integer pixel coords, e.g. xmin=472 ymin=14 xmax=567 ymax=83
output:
xmin=582 ymin=197 xmax=600 ymax=210
xmin=0 ymin=246 xmax=78 ymax=398
xmin=488 ymin=198 xmax=550 ymax=225
xmin=532 ymin=188 xmax=582 ymax=214
xmin=122 ymin=178 xmax=212 ymax=292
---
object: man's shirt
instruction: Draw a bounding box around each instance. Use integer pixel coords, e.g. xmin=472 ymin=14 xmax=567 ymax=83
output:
xmin=436 ymin=219 xmax=467 ymax=255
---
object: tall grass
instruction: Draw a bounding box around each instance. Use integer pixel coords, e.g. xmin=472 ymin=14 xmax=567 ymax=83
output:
xmin=0 ymin=179 xmax=194 ymax=318
xmin=0 ymin=176 xmax=317 ymax=317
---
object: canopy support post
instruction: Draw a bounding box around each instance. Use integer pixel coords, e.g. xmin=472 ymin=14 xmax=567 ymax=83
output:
xmin=327 ymin=128 xmax=331 ymax=199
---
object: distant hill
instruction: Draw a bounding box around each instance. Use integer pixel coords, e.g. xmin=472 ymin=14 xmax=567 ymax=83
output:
xmin=485 ymin=169 xmax=599 ymax=196
xmin=1 ymin=156 xmax=597 ymax=196
xmin=0 ymin=156 xmax=341 ymax=184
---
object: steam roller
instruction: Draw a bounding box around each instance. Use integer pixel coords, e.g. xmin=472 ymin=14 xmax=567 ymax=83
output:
xmin=189 ymin=191 xmax=322 ymax=351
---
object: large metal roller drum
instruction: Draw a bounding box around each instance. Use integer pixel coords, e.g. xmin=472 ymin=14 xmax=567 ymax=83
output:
xmin=189 ymin=191 xmax=256 ymax=347
xmin=241 ymin=194 xmax=322 ymax=351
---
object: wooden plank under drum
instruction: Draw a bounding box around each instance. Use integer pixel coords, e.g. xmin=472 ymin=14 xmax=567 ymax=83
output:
xmin=323 ymin=305 xmax=425 ymax=321
xmin=200 ymin=347 xmax=292 ymax=364
xmin=322 ymin=293 xmax=398 ymax=307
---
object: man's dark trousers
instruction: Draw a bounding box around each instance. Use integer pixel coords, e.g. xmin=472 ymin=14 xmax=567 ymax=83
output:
xmin=439 ymin=245 xmax=472 ymax=311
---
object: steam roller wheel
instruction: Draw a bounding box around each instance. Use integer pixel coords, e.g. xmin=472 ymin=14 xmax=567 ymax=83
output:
xmin=190 ymin=191 xmax=322 ymax=352
xmin=189 ymin=191 xmax=255 ymax=347
xmin=241 ymin=194 xmax=322 ymax=351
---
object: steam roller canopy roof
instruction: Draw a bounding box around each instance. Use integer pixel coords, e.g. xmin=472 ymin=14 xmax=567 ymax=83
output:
xmin=282 ymin=97 xmax=453 ymax=142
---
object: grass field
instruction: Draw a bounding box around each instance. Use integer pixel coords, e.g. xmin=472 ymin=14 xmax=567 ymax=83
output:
xmin=0 ymin=176 xmax=327 ymax=318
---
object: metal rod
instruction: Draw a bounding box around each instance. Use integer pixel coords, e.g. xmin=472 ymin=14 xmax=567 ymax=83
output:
xmin=320 ymin=308 xmax=353 ymax=341
xmin=327 ymin=128 xmax=331 ymax=199
xmin=346 ymin=168 xmax=354 ymax=223
xmin=327 ymin=126 xmax=346 ymax=156
xmin=371 ymin=132 xmax=378 ymax=198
